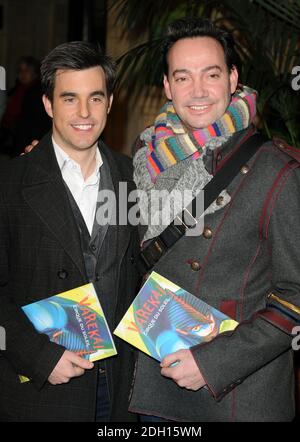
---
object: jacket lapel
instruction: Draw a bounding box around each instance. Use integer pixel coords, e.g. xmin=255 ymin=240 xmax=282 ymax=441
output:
xmin=98 ymin=142 xmax=133 ymax=260
xmin=90 ymin=148 xmax=111 ymax=248
xmin=22 ymin=133 xmax=87 ymax=279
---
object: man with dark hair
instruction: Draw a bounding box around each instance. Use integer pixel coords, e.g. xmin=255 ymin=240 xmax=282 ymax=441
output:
xmin=41 ymin=42 xmax=116 ymax=102
xmin=0 ymin=41 xmax=139 ymax=422
xmin=161 ymin=18 xmax=239 ymax=75
xmin=130 ymin=17 xmax=300 ymax=421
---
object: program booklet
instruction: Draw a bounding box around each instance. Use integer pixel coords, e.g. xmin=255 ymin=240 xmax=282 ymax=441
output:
xmin=20 ymin=283 xmax=116 ymax=382
xmin=114 ymin=271 xmax=238 ymax=361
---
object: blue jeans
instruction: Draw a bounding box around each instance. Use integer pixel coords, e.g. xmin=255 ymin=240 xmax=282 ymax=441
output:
xmin=95 ymin=371 xmax=110 ymax=422
xmin=140 ymin=414 xmax=171 ymax=422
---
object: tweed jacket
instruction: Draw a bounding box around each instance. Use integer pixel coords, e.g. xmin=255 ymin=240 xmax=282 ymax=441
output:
xmin=129 ymin=126 xmax=300 ymax=422
xmin=0 ymin=133 xmax=140 ymax=422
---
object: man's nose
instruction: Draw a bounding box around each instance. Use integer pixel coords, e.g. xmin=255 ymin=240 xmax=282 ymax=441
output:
xmin=78 ymin=100 xmax=90 ymax=118
xmin=192 ymin=78 xmax=208 ymax=98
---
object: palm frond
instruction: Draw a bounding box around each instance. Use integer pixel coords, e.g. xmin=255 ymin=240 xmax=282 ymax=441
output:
xmin=112 ymin=0 xmax=300 ymax=146
xmin=254 ymin=0 xmax=300 ymax=30
xmin=116 ymin=38 xmax=164 ymax=98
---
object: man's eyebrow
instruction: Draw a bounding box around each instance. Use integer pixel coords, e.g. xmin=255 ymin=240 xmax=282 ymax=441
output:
xmin=172 ymin=65 xmax=222 ymax=76
xmin=172 ymin=69 xmax=191 ymax=77
xmin=59 ymin=90 xmax=106 ymax=98
xmin=60 ymin=92 xmax=76 ymax=97
xmin=201 ymin=65 xmax=222 ymax=73
xmin=89 ymin=90 xmax=106 ymax=97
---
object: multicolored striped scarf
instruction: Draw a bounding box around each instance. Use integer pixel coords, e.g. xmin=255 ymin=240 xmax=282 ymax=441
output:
xmin=146 ymin=85 xmax=257 ymax=182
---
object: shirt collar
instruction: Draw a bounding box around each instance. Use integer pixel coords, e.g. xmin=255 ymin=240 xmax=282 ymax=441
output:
xmin=52 ymin=136 xmax=103 ymax=177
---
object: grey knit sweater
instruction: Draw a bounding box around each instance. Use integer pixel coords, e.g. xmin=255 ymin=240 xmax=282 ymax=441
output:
xmin=133 ymin=127 xmax=232 ymax=242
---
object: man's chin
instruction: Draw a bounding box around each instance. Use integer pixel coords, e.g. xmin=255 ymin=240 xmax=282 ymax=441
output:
xmin=71 ymin=144 xmax=98 ymax=151
xmin=182 ymin=114 xmax=217 ymax=131
xmin=69 ymin=138 xmax=99 ymax=151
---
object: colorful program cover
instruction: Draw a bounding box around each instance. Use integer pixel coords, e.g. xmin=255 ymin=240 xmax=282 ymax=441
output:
xmin=22 ymin=283 xmax=117 ymax=364
xmin=114 ymin=272 xmax=238 ymax=361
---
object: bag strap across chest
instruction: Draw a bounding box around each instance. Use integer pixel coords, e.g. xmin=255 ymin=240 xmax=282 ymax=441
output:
xmin=135 ymin=132 xmax=267 ymax=275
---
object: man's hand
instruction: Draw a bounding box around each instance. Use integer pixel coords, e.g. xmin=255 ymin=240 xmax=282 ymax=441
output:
xmin=160 ymin=349 xmax=206 ymax=391
xmin=21 ymin=139 xmax=39 ymax=155
xmin=48 ymin=350 xmax=94 ymax=385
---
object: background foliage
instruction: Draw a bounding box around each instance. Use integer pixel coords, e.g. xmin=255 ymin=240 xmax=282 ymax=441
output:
xmin=111 ymin=0 xmax=300 ymax=146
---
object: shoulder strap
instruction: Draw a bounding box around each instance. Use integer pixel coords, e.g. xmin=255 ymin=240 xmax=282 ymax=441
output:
xmin=134 ymin=132 xmax=267 ymax=275
xmin=273 ymin=137 xmax=300 ymax=164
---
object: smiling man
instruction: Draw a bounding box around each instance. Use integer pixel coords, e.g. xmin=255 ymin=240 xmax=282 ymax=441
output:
xmin=0 ymin=42 xmax=139 ymax=422
xmin=163 ymin=36 xmax=238 ymax=131
xmin=43 ymin=66 xmax=112 ymax=174
xmin=131 ymin=18 xmax=300 ymax=422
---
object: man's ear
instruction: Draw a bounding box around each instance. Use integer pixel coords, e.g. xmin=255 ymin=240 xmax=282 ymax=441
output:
xmin=42 ymin=94 xmax=53 ymax=119
xmin=163 ymin=75 xmax=172 ymax=101
xmin=107 ymin=94 xmax=113 ymax=114
xmin=229 ymin=66 xmax=239 ymax=94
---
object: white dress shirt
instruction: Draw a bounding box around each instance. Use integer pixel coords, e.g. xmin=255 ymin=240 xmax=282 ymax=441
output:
xmin=53 ymin=137 xmax=103 ymax=235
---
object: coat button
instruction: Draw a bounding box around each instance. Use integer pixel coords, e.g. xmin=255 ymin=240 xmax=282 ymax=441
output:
xmin=57 ymin=269 xmax=68 ymax=279
xmin=240 ymin=165 xmax=250 ymax=174
xmin=91 ymin=244 xmax=97 ymax=252
xmin=216 ymin=195 xmax=224 ymax=206
xmin=203 ymin=227 xmax=213 ymax=239
xmin=191 ymin=261 xmax=201 ymax=271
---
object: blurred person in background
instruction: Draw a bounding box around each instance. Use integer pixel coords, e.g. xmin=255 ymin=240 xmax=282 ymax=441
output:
xmin=0 ymin=56 xmax=51 ymax=157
